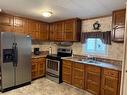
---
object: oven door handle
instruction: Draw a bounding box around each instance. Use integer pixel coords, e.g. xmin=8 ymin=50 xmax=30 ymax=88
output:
xmin=47 ymin=72 xmax=59 ymax=78
xmin=46 ymin=59 xmax=60 ymax=63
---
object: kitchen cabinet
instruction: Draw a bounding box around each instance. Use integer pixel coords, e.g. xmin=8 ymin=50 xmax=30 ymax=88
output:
xmin=49 ymin=22 xmax=64 ymax=41
xmin=62 ymin=60 xmax=73 ymax=84
xmin=28 ymin=19 xmax=40 ymax=40
xmin=62 ymin=59 xmax=121 ymax=95
xmin=112 ymin=9 xmax=126 ymax=42
xmin=54 ymin=22 xmax=64 ymax=41
xmin=32 ymin=57 xmax=46 ymax=80
xmin=40 ymin=22 xmax=49 ymax=41
xmin=49 ymin=18 xmax=81 ymax=42
xmin=13 ymin=16 xmax=28 ymax=34
xmin=112 ymin=9 xmax=126 ymax=28
xmin=0 ymin=13 xmax=13 ymax=32
xmin=49 ymin=23 xmax=55 ymax=41
xmin=101 ymin=68 xmax=121 ymax=95
xmin=72 ymin=62 xmax=85 ymax=89
xmin=63 ymin=18 xmax=81 ymax=41
xmin=85 ymin=65 xmax=101 ymax=95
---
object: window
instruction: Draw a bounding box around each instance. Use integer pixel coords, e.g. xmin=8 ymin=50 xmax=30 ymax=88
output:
xmin=83 ymin=38 xmax=107 ymax=55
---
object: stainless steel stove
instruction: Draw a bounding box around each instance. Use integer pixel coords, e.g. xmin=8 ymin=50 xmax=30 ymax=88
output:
xmin=46 ymin=48 xmax=72 ymax=83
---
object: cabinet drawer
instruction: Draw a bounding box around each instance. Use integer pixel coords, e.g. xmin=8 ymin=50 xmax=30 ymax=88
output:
xmin=63 ymin=60 xmax=73 ymax=67
xmin=86 ymin=65 xmax=101 ymax=73
xmin=103 ymin=68 xmax=119 ymax=78
xmin=73 ymin=62 xmax=84 ymax=70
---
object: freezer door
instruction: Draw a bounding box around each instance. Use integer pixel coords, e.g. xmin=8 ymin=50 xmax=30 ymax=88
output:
xmin=1 ymin=32 xmax=15 ymax=90
xmin=14 ymin=33 xmax=31 ymax=85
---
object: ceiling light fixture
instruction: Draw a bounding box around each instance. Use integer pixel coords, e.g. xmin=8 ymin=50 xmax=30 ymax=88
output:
xmin=0 ymin=9 xmax=2 ymax=12
xmin=42 ymin=11 xmax=53 ymax=17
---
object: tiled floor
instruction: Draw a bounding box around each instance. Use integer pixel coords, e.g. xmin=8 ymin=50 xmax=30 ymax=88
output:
xmin=0 ymin=78 xmax=93 ymax=95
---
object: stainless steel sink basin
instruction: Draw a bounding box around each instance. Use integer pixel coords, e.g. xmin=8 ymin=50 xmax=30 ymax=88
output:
xmin=77 ymin=58 xmax=100 ymax=64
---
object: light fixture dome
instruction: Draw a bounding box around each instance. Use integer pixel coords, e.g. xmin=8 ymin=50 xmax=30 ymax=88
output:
xmin=42 ymin=11 xmax=53 ymax=17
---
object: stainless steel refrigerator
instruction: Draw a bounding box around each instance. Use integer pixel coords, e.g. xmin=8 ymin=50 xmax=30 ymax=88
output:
xmin=0 ymin=32 xmax=31 ymax=91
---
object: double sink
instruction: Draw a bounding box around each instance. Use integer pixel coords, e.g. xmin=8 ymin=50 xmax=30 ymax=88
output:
xmin=77 ymin=58 xmax=100 ymax=64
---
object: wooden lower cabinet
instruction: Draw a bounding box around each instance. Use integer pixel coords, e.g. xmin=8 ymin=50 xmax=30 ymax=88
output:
xmin=32 ymin=57 xmax=46 ymax=80
xmin=85 ymin=65 xmax=101 ymax=95
xmin=101 ymin=68 xmax=120 ymax=95
xmin=62 ymin=60 xmax=73 ymax=84
xmin=62 ymin=60 xmax=121 ymax=95
xmin=72 ymin=62 xmax=85 ymax=89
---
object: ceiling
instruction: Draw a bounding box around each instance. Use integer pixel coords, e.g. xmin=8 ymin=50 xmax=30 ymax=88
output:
xmin=0 ymin=0 xmax=126 ymax=22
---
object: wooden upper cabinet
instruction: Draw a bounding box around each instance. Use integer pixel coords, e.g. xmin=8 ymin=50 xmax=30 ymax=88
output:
xmin=40 ymin=22 xmax=49 ymax=41
xmin=49 ymin=22 xmax=64 ymax=41
xmin=54 ymin=22 xmax=64 ymax=41
xmin=0 ymin=13 xmax=13 ymax=32
xmin=112 ymin=9 xmax=126 ymax=28
xmin=13 ymin=16 xmax=28 ymax=34
xmin=28 ymin=19 xmax=40 ymax=40
xmin=49 ymin=23 xmax=55 ymax=41
xmin=112 ymin=9 xmax=126 ymax=43
xmin=63 ymin=18 xmax=81 ymax=41
xmin=49 ymin=18 xmax=81 ymax=42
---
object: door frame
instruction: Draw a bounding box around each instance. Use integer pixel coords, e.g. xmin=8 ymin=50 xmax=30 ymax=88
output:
xmin=121 ymin=3 xmax=127 ymax=95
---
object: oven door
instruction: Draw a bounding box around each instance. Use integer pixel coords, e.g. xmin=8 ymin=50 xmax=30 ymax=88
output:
xmin=46 ymin=59 xmax=60 ymax=75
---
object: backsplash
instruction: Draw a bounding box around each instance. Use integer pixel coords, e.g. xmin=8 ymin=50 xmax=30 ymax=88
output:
xmin=32 ymin=16 xmax=124 ymax=61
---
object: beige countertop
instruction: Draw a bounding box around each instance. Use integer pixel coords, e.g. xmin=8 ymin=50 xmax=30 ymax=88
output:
xmin=62 ymin=57 xmax=122 ymax=71
xmin=32 ymin=55 xmax=47 ymax=58
xmin=32 ymin=51 xmax=48 ymax=58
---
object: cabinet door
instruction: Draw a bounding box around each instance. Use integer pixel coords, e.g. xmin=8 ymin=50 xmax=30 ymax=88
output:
xmin=62 ymin=60 xmax=73 ymax=84
xmin=31 ymin=58 xmax=38 ymax=79
xmin=38 ymin=58 xmax=46 ymax=77
xmin=101 ymin=76 xmax=118 ymax=95
xmin=28 ymin=20 xmax=40 ymax=40
xmin=85 ymin=65 xmax=101 ymax=95
xmin=63 ymin=20 xmax=75 ymax=41
xmin=0 ymin=13 xmax=13 ymax=32
xmin=49 ymin=23 xmax=55 ymax=41
xmin=54 ymin=22 xmax=64 ymax=41
xmin=40 ymin=23 xmax=49 ymax=41
xmin=101 ymin=69 xmax=120 ymax=95
xmin=72 ymin=62 xmax=85 ymax=89
xmin=112 ymin=9 xmax=126 ymax=28
xmin=13 ymin=16 xmax=28 ymax=34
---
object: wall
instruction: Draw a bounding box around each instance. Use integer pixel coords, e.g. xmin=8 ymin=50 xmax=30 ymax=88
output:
xmin=72 ymin=16 xmax=123 ymax=60
xmin=32 ymin=16 xmax=124 ymax=61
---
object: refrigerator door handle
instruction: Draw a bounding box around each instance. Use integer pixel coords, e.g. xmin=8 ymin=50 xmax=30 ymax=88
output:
xmin=12 ymin=43 xmax=18 ymax=67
